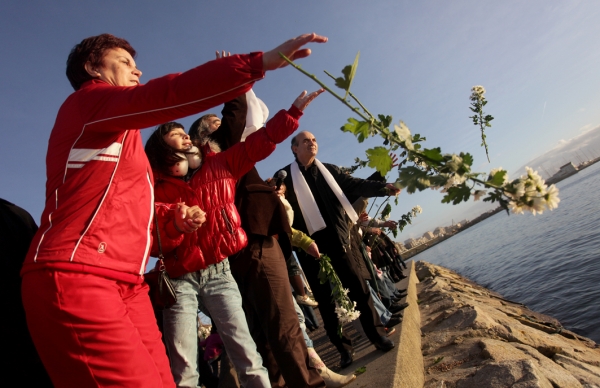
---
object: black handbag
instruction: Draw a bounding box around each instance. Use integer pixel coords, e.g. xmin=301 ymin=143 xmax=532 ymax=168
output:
xmin=145 ymin=210 xmax=177 ymax=310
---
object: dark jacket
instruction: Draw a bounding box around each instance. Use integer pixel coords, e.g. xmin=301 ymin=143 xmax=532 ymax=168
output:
xmin=280 ymin=162 xmax=388 ymax=252
xmin=209 ymin=95 xmax=297 ymax=258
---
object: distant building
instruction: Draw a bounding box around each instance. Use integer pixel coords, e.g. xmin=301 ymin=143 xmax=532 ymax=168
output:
xmin=404 ymin=238 xmax=417 ymax=249
xmin=422 ymin=231 xmax=435 ymax=240
xmin=552 ymin=162 xmax=578 ymax=181
xmin=395 ymin=242 xmax=407 ymax=252
xmin=433 ymin=227 xmax=446 ymax=236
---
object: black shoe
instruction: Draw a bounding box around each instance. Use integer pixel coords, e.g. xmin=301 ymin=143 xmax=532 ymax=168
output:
xmin=388 ymin=302 xmax=409 ymax=314
xmin=339 ymin=350 xmax=355 ymax=369
xmin=391 ymin=311 xmax=404 ymax=319
xmin=385 ymin=315 xmax=403 ymax=328
xmin=373 ymin=336 xmax=395 ymax=352
xmin=395 ymin=288 xmax=407 ymax=294
xmin=391 ymin=294 xmax=406 ymax=303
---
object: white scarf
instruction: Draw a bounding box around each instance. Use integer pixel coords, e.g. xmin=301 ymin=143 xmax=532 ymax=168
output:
xmin=291 ymin=159 xmax=359 ymax=235
xmin=241 ymin=89 xmax=269 ymax=142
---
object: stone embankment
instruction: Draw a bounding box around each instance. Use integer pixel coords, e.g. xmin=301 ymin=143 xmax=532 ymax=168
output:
xmin=417 ymin=261 xmax=600 ymax=387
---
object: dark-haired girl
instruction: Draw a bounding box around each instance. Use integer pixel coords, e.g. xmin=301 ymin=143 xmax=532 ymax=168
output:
xmin=145 ymin=89 xmax=322 ymax=388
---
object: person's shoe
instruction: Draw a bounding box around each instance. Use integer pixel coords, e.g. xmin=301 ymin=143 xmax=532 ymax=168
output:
xmin=395 ymin=288 xmax=407 ymax=294
xmin=388 ymin=302 xmax=409 ymax=314
xmin=339 ymin=350 xmax=355 ymax=369
xmin=391 ymin=294 xmax=406 ymax=303
xmin=308 ymin=348 xmax=356 ymax=387
xmin=385 ymin=327 xmax=396 ymax=337
xmin=385 ymin=315 xmax=403 ymax=329
xmin=373 ymin=336 xmax=395 ymax=352
xmin=391 ymin=311 xmax=404 ymax=319
xmin=296 ymin=294 xmax=319 ymax=307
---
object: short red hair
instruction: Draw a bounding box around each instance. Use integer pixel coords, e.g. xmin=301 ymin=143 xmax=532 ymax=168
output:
xmin=66 ymin=34 xmax=136 ymax=90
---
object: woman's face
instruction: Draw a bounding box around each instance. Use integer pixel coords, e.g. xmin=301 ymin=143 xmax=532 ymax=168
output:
xmin=163 ymin=128 xmax=192 ymax=151
xmin=93 ymin=48 xmax=142 ymax=87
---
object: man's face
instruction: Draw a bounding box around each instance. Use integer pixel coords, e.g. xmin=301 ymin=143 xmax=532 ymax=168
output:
xmin=293 ymin=131 xmax=318 ymax=162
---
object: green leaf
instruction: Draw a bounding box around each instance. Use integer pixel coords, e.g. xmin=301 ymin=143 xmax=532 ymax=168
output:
xmin=378 ymin=114 xmax=393 ymax=129
xmin=460 ymin=152 xmax=474 ymax=167
xmin=488 ymin=170 xmax=507 ymax=186
xmin=355 ymin=366 xmax=367 ymax=375
xmin=345 ymin=51 xmax=360 ymax=99
xmin=333 ymin=52 xmax=360 ymax=100
xmin=441 ymin=184 xmax=471 ymax=205
xmin=421 ymin=148 xmax=444 ymax=163
xmin=334 ymin=66 xmax=351 ymax=91
xmin=381 ymin=203 xmax=392 ymax=220
xmin=366 ymin=147 xmax=393 ymax=176
xmin=341 ymin=118 xmax=370 ymax=142
xmin=397 ymin=166 xmax=431 ymax=194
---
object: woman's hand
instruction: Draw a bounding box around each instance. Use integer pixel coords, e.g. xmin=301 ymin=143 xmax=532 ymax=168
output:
xmin=358 ymin=211 xmax=369 ymax=224
xmin=292 ymin=89 xmax=325 ymax=111
xmin=386 ymin=183 xmax=401 ymax=196
xmin=174 ymin=203 xmax=205 ymax=233
xmin=215 ymin=50 xmax=231 ymax=59
xmin=263 ymin=33 xmax=328 ymax=71
xmin=306 ymin=242 xmax=321 ymax=258
xmin=383 ymin=220 xmax=398 ymax=229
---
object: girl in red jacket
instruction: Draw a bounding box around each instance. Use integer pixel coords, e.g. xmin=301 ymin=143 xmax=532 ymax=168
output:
xmin=145 ymin=89 xmax=322 ymax=388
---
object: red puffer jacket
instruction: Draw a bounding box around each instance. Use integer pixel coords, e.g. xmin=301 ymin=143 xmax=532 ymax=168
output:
xmin=152 ymin=106 xmax=302 ymax=278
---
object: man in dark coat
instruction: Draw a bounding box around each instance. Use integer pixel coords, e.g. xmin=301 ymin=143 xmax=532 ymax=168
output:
xmin=277 ymin=130 xmax=400 ymax=368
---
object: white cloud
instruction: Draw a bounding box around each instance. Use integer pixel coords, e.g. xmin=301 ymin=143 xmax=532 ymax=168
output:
xmin=579 ymin=123 xmax=593 ymax=133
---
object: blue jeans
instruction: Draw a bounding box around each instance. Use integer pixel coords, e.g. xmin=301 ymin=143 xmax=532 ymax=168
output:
xmin=292 ymin=295 xmax=314 ymax=348
xmin=162 ymin=259 xmax=269 ymax=388
xmin=366 ymin=280 xmax=391 ymax=326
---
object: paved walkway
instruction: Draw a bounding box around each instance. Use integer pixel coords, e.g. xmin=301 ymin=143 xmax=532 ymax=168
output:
xmin=307 ymin=260 xmax=424 ymax=387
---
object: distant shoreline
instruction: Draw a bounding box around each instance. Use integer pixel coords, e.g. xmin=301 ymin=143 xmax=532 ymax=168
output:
xmin=401 ymin=157 xmax=600 ymax=260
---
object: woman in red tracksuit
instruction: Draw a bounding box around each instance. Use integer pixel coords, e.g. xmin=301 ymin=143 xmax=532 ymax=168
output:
xmin=144 ymin=90 xmax=322 ymax=387
xmin=20 ymin=32 xmax=327 ymax=388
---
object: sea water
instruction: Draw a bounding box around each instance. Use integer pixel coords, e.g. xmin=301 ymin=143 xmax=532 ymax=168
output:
xmin=412 ymin=162 xmax=600 ymax=342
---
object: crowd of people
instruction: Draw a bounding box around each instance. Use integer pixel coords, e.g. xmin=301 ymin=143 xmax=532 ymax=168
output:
xmin=6 ymin=32 xmax=410 ymax=388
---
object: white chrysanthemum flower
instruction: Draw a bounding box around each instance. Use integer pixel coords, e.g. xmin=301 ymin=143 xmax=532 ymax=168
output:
xmin=530 ymin=196 xmax=546 ymax=215
xmin=544 ymin=184 xmax=560 ymax=210
xmin=472 ymin=85 xmax=486 ymax=95
xmin=394 ymin=121 xmax=411 ymax=140
xmin=508 ymin=200 xmax=525 ymax=215
xmin=442 ymin=174 xmax=467 ymax=191
xmin=525 ymin=167 xmax=544 ymax=186
xmin=445 ymin=154 xmax=463 ymax=172
xmin=473 ymin=190 xmax=486 ymax=201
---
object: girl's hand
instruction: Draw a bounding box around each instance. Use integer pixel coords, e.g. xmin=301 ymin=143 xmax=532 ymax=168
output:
xmin=175 ymin=203 xmax=205 ymax=233
xmin=186 ymin=205 xmax=206 ymax=228
xmin=292 ymin=89 xmax=325 ymax=112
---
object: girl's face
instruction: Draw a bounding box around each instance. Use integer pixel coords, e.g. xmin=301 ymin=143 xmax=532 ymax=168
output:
xmin=163 ymin=128 xmax=192 ymax=151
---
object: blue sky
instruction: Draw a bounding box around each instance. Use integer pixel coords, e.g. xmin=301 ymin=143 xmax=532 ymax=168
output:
xmin=1 ymin=1 xmax=599 ymax=239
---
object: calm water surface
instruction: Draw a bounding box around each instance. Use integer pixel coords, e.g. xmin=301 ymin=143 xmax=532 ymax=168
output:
xmin=413 ymin=162 xmax=600 ymax=342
